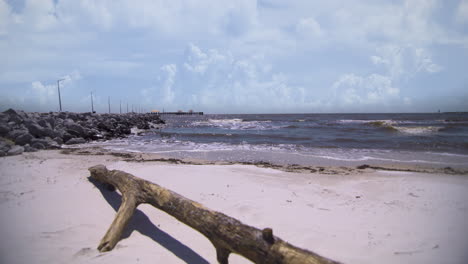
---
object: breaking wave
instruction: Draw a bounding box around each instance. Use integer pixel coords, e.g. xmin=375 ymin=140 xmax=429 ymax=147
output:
xmin=192 ymin=118 xmax=282 ymax=130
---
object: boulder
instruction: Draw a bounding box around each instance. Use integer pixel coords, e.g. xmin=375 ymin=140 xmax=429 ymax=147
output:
xmin=25 ymin=121 xmax=47 ymax=138
xmin=15 ymin=133 xmax=33 ymax=145
xmin=3 ymin=108 xmax=23 ymax=123
xmin=65 ymin=137 xmax=86 ymax=145
xmin=62 ymin=132 xmax=73 ymax=143
xmin=7 ymin=145 xmax=24 ymax=156
xmin=0 ymin=113 xmax=8 ymax=123
xmin=8 ymin=129 xmax=28 ymax=140
xmin=44 ymin=137 xmax=60 ymax=149
xmin=0 ymin=123 xmax=10 ymax=135
xmin=23 ymin=144 xmax=36 ymax=152
xmin=43 ymin=127 xmax=59 ymax=138
xmin=0 ymin=139 xmax=12 ymax=156
xmin=37 ymin=119 xmax=50 ymax=128
xmin=64 ymin=119 xmax=85 ymax=135
xmin=53 ymin=137 xmax=63 ymax=145
xmin=45 ymin=117 xmax=56 ymax=129
xmin=31 ymin=142 xmax=46 ymax=150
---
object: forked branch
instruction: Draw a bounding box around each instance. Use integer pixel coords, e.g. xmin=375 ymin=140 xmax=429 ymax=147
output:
xmin=88 ymin=164 xmax=341 ymax=264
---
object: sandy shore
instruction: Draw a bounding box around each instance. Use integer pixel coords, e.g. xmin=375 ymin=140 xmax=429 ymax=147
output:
xmin=1 ymin=150 xmax=468 ymax=264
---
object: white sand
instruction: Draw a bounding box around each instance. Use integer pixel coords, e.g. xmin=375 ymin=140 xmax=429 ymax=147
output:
xmin=1 ymin=150 xmax=468 ymax=264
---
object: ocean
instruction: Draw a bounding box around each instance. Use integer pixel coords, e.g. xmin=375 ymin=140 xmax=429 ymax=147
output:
xmin=89 ymin=113 xmax=468 ymax=168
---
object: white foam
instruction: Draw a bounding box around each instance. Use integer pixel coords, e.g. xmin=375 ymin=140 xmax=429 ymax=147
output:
xmin=393 ymin=126 xmax=443 ymax=134
xmin=192 ymin=118 xmax=279 ymax=130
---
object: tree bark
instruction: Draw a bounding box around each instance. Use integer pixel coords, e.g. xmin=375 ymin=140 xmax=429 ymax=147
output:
xmin=88 ymin=164 xmax=342 ymax=264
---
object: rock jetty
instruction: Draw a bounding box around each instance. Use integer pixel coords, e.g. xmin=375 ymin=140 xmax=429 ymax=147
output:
xmin=0 ymin=109 xmax=165 ymax=156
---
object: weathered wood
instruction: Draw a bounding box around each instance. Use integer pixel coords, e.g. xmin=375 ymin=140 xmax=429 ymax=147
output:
xmin=88 ymin=164 xmax=342 ymax=264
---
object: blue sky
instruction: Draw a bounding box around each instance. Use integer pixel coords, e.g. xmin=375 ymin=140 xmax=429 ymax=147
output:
xmin=1 ymin=0 xmax=467 ymax=113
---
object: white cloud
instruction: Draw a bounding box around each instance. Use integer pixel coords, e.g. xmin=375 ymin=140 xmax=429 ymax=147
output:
xmin=296 ymin=17 xmax=323 ymax=38
xmin=371 ymin=45 xmax=442 ymax=81
xmin=0 ymin=0 xmax=11 ymax=36
xmin=331 ymin=73 xmax=400 ymax=107
xmin=159 ymin=64 xmax=177 ymax=104
xmin=31 ymin=81 xmax=56 ymax=105
xmin=29 ymin=70 xmax=82 ymax=107
xmin=413 ymin=48 xmax=442 ymax=73
xmin=0 ymin=0 xmax=467 ymax=113
xmin=370 ymin=55 xmax=389 ymax=66
xmin=149 ymin=44 xmax=310 ymax=113
xmin=456 ymin=0 xmax=468 ymax=24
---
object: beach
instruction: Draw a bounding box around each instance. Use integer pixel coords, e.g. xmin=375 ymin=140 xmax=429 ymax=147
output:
xmin=1 ymin=149 xmax=467 ymax=264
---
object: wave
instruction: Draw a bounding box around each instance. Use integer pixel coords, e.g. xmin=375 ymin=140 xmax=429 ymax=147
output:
xmin=343 ymin=120 xmax=445 ymax=135
xmin=192 ymin=118 xmax=280 ymax=130
xmin=392 ymin=126 xmax=443 ymax=134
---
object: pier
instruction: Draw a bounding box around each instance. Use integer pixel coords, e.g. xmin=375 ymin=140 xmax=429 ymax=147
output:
xmin=154 ymin=111 xmax=203 ymax=116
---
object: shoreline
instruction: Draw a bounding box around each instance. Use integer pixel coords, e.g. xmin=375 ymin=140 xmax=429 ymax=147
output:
xmin=62 ymin=146 xmax=468 ymax=176
xmin=1 ymin=149 xmax=468 ymax=263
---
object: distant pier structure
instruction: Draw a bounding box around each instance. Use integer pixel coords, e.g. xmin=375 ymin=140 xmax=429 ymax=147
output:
xmin=151 ymin=110 xmax=203 ymax=116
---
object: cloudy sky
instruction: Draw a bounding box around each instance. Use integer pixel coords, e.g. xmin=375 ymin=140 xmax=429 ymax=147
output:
xmin=1 ymin=0 xmax=467 ymax=113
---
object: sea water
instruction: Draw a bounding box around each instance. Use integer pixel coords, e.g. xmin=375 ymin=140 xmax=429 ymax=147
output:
xmin=89 ymin=113 xmax=468 ymax=168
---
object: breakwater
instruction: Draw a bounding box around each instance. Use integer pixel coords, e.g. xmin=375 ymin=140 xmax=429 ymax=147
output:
xmin=0 ymin=109 xmax=165 ymax=156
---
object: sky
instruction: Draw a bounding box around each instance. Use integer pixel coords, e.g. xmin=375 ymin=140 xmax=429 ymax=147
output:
xmin=1 ymin=0 xmax=467 ymax=114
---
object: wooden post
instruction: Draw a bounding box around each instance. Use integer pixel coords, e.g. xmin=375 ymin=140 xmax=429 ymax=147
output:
xmin=91 ymin=92 xmax=94 ymax=113
xmin=88 ymin=165 xmax=341 ymax=264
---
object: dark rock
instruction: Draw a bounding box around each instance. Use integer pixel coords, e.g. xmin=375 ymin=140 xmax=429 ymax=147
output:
xmin=66 ymin=124 xmax=85 ymax=137
xmin=23 ymin=144 xmax=36 ymax=152
xmin=3 ymin=108 xmax=23 ymax=123
xmin=37 ymin=119 xmax=51 ymax=128
xmin=43 ymin=127 xmax=59 ymax=138
xmin=137 ymin=123 xmax=150 ymax=130
xmin=44 ymin=137 xmax=60 ymax=149
xmin=58 ymin=112 xmax=67 ymax=119
xmin=15 ymin=133 xmax=33 ymax=145
xmin=0 ymin=138 xmax=12 ymax=155
xmin=0 ymin=123 xmax=10 ymax=135
xmin=97 ymin=121 xmax=114 ymax=131
xmin=62 ymin=132 xmax=73 ymax=143
xmin=25 ymin=121 xmax=47 ymax=137
xmin=53 ymin=137 xmax=63 ymax=145
xmin=30 ymin=137 xmax=59 ymax=148
xmin=2 ymin=111 xmax=166 ymax=149
xmin=31 ymin=138 xmax=48 ymax=146
xmin=0 ymin=113 xmax=8 ymax=123
xmin=7 ymin=145 xmax=24 ymax=156
xmin=31 ymin=142 xmax=46 ymax=149
xmin=65 ymin=137 xmax=86 ymax=145
xmin=8 ymin=129 xmax=28 ymax=140
xmin=45 ymin=117 xmax=56 ymax=129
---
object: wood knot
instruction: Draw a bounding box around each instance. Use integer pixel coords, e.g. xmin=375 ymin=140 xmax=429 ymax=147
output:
xmin=262 ymin=228 xmax=274 ymax=244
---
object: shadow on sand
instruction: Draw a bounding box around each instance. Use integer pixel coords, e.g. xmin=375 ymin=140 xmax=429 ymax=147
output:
xmin=88 ymin=177 xmax=210 ymax=264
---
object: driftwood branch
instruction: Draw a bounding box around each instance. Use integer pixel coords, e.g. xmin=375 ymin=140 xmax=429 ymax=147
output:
xmin=88 ymin=164 xmax=341 ymax=264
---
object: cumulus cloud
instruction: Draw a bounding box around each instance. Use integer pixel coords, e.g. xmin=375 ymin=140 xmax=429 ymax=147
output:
xmin=0 ymin=0 xmax=11 ymax=36
xmin=366 ymin=44 xmax=442 ymax=94
xmin=1 ymin=0 xmax=466 ymax=113
xmin=456 ymin=0 xmax=468 ymax=24
xmin=331 ymin=73 xmax=400 ymax=107
xmin=147 ymin=44 xmax=309 ymax=113
xmin=296 ymin=17 xmax=323 ymax=38
xmin=29 ymin=70 xmax=82 ymax=108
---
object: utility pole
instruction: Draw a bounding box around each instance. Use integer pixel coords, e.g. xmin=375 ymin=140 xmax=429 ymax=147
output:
xmin=91 ymin=91 xmax=94 ymax=113
xmin=126 ymin=103 xmax=128 ymax=113
xmin=131 ymin=104 xmax=134 ymax=113
xmin=108 ymin=96 xmax=111 ymax=113
xmin=57 ymin=78 xmax=65 ymax=112
xmin=120 ymin=100 xmax=122 ymax=114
